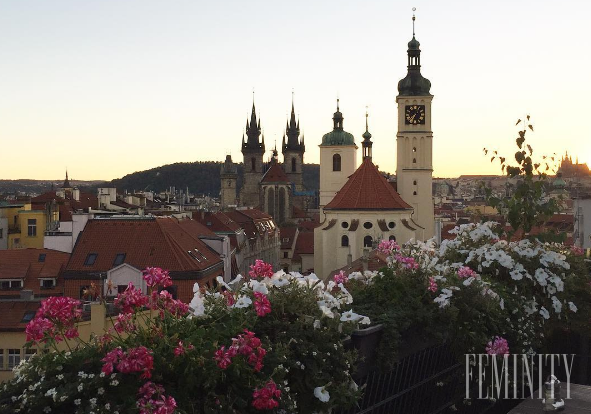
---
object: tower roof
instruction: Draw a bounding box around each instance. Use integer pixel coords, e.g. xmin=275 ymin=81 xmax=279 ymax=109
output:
xmin=260 ymin=162 xmax=290 ymax=184
xmin=397 ymin=12 xmax=432 ymax=96
xmin=324 ymin=158 xmax=411 ymax=210
xmin=62 ymin=170 xmax=71 ymax=188
xmin=243 ymin=100 xmax=265 ymax=153
xmin=320 ymin=99 xmax=355 ymax=146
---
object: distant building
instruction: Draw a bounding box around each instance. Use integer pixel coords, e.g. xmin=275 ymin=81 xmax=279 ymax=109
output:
xmin=558 ymin=152 xmax=590 ymax=179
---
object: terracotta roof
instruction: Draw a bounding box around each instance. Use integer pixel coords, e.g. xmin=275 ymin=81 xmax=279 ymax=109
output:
xmin=298 ymin=221 xmax=322 ymax=231
xmin=261 ymin=162 xmax=290 ymax=183
xmin=0 ymin=249 xmax=69 ymax=298
xmin=0 ymin=301 xmax=41 ymax=331
xmin=324 ymin=158 xmax=412 ymax=210
xmin=176 ymin=218 xmax=218 ymax=238
xmin=65 ymin=218 xmax=222 ymax=276
xmin=279 ymin=227 xmax=298 ymax=249
xmin=292 ymin=231 xmax=314 ymax=262
xmin=329 ymin=249 xmax=389 ymax=278
xmin=193 ymin=212 xmax=242 ymax=234
xmin=31 ymin=190 xmax=98 ymax=212
xmin=292 ymin=206 xmax=309 ymax=219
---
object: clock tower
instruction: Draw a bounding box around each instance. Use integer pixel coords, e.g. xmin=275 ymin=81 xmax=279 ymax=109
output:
xmin=395 ymin=14 xmax=435 ymax=239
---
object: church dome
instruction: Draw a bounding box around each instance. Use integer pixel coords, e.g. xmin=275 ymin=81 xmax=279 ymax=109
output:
xmin=398 ymin=72 xmax=431 ymax=96
xmin=321 ymin=129 xmax=355 ymax=146
xmin=408 ymin=36 xmax=420 ymax=50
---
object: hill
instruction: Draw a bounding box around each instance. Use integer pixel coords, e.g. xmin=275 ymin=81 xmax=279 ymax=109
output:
xmin=109 ymin=161 xmax=320 ymax=196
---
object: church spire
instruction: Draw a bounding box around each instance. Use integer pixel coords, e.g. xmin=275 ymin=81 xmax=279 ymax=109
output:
xmin=283 ymin=92 xmax=304 ymax=154
xmin=243 ymin=98 xmax=264 ymax=153
xmin=332 ymin=98 xmax=344 ymax=131
xmin=397 ymin=8 xmax=431 ymax=96
xmin=62 ymin=170 xmax=71 ymax=189
xmin=362 ymin=108 xmax=373 ymax=160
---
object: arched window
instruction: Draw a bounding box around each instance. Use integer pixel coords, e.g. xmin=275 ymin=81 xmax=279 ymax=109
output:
xmin=413 ymin=180 xmax=417 ymax=185
xmin=291 ymin=157 xmax=296 ymax=172
xmin=341 ymin=235 xmax=349 ymax=247
xmin=412 ymin=147 xmax=417 ymax=153
xmin=333 ymin=154 xmax=341 ymax=171
xmin=412 ymin=158 xmax=417 ymax=164
xmin=413 ymin=191 xmax=417 ymax=195
xmin=251 ymin=157 xmax=256 ymax=171
xmin=363 ymin=235 xmax=373 ymax=248
xmin=389 ymin=235 xmax=396 ymax=241
xmin=267 ymin=187 xmax=275 ymax=217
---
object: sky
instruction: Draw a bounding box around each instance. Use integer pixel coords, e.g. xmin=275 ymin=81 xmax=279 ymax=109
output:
xmin=1 ymin=0 xmax=590 ymax=181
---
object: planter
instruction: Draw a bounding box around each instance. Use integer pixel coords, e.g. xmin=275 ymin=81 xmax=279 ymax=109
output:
xmin=348 ymin=324 xmax=384 ymax=378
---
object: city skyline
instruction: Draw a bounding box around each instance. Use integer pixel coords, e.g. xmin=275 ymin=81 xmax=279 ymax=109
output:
xmin=1 ymin=0 xmax=590 ymax=181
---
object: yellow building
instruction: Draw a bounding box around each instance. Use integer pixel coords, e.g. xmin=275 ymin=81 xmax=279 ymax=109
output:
xmin=0 ymin=201 xmax=53 ymax=249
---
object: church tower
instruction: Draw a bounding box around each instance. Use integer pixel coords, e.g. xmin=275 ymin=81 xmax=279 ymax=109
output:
xmin=220 ymin=154 xmax=238 ymax=210
xmin=319 ymin=99 xmax=358 ymax=209
xmin=395 ymin=13 xmax=435 ymax=239
xmin=240 ymin=101 xmax=265 ymax=207
xmin=282 ymin=96 xmax=305 ymax=191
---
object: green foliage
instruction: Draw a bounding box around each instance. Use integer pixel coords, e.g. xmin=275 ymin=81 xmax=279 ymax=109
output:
xmin=483 ymin=116 xmax=561 ymax=237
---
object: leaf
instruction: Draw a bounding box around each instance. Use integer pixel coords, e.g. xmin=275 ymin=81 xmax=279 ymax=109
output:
xmin=491 ymin=156 xmax=495 ymax=162
xmin=528 ymin=124 xmax=534 ymax=131
xmin=527 ymin=144 xmax=532 ymax=155
xmin=516 ymin=119 xmax=521 ymax=125
xmin=500 ymin=157 xmax=506 ymax=164
xmin=484 ymin=149 xmax=488 ymax=155
xmin=516 ymin=137 xmax=525 ymax=149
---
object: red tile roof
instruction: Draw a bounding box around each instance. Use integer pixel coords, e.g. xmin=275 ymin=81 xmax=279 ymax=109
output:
xmin=292 ymin=231 xmax=314 ymax=261
xmin=261 ymin=162 xmax=290 ymax=183
xmin=0 ymin=249 xmax=69 ymax=298
xmin=324 ymin=158 xmax=412 ymax=210
xmin=0 ymin=301 xmax=41 ymax=331
xmin=194 ymin=212 xmax=242 ymax=234
xmin=176 ymin=218 xmax=218 ymax=238
xmin=65 ymin=218 xmax=222 ymax=276
xmin=279 ymin=227 xmax=298 ymax=249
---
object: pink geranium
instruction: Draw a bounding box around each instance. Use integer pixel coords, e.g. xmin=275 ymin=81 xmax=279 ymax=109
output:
xmin=248 ymin=260 xmax=274 ymax=279
xmin=143 ymin=267 xmax=173 ymax=288
xmin=114 ymin=283 xmax=149 ymax=314
xmin=25 ymin=296 xmax=82 ymax=343
xmin=486 ymin=336 xmax=510 ymax=355
xmin=174 ymin=340 xmax=194 ymax=357
xmin=101 ymin=346 xmax=154 ymax=379
xmin=252 ymin=380 xmax=281 ymax=410
xmin=427 ymin=277 xmax=438 ymax=293
xmin=457 ymin=266 xmax=477 ymax=279
xmin=215 ymin=330 xmax=266 ymax=372
xmin=254 ymin=292 xmax=272 ymax=317
xmin=378 ymin=239 xmax=400 ymax=255
xmin=137 ymin=382 xmax=177 ymax=414
xmin=333 ymin=270 xmax=348 ymax=285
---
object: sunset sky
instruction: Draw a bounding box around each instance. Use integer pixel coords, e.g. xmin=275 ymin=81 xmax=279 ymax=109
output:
xmin=1 ymin=0 xmax=590 ymax=181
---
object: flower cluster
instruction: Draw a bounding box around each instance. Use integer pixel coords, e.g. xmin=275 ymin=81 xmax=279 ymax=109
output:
xmin=137 ymin=382 xmax=177 ymax=414
xmin=457 ymin=266 xmax=477 ymax=279
xmin=333 ymin=270 xmax=348 ymax=285
xmin=485 ymin=336 xmax=510 ymax=356
xmin=378 ymin=239 xmax=400 ymax=255
xmin=143 ymin=267 xmax=173 ymax=288
xmin=114 ymin=283 xmax=149 ymax=314
xmin=427 ymin=277 xmax=438 ymax=293
xmin=253 ymin=292 xmax=272 ymax=317
xmin=249 ymin=259 xmax=274 ymax=279
xmin=173 ymin=340 xmax=194 ymax=357
xmin=252 ymin=380 xmax=281 ymax=410
xmin=25 ymin=296 xmax=82 ymax=343
xmin=215 ymin=330 xmax=266 ymax=372
xmin=101 ymin=346 xmax=154 ymax=379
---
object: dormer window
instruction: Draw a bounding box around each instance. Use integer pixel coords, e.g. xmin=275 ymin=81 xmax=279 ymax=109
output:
xmin=113 ymin=253 xmax=126 ymax=267
xmin=84 ymin=253 xmax=98 ymax=266
xmin=38 ymin=253 xmax=46 ymax=262
xmin=40 ymin=278 xmax=57 ymax=289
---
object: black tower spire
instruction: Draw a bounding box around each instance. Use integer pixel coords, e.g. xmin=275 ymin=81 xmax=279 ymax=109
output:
xmin=398 ymin=8 xmax=432 ymax=96
xmin=243 ymin=100 xmax=265 ymax=152
xmin=283 ymin=92 xmax=304 ymax=153
xmin=362 ymin=108 xmax=373 ymax=160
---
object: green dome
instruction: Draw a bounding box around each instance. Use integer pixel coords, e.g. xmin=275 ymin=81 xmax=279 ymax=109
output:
xmin=408 ymin=36 xmax=420 ymax=50
xmin=553 ymin=177 xmax=566 ymax=188
xmin=321 ymin=129 xmax=355 ymax=146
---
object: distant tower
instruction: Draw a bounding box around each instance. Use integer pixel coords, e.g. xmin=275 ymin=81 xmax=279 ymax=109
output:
xmin=220 ymin=154 xmax=238 ymax=210
xmin=260 ymin=146 xmax=292 ymax=224
xmin=395 ymin=10 xmax=435 ymax=239
xmin=240 ymin=101 xmax=265 ymax=207
xmin=319 ymin=99 xmax=358 ymax=209
xmin=362 ymin=109 xmax=373 ymax=160
xmin=282 ymin=95 xmax=305 ymax=191
xmin=62 ymin=170 xmax=72 ymax=189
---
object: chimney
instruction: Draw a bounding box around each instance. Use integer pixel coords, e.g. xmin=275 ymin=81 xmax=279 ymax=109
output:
xmin=20 ymin=290 xmax=34 ymax=301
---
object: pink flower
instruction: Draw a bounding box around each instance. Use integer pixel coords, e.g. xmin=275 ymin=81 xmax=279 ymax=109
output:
xmin=254 ymin=292 xmax=271 ymax=317
xmin=570 ymin=246 xmax=584 ymax=256
xmin=427 ymin=277 xmax=438 ymax=293
xmin=102 ymin=346 xmax=154 ymax=379
xmin=215 ymin=330 xmax=266 ymax=372
xmin=378 ymin=239 xmax=400 ymax=255
xmin=223 ymin=290 xmax=235 ymax=306
xmin=26 ymin=296 xmax=82 ymax=344
xmin=394 ymin=254 xmax=419 ymax=270
xmin=248 ymin=260 xmax=274 ymax=279
xmin=252 ymin=380 xmax=281 ymax=410
xmin=457 ymin=266 xmax=477 ymax=279
xmin=333 ymin=270 xmax=348 ymax=285
xmin=214 ymin=346 xmax=233 ymax=369
xmin=115 ymin=283 xmax=149 ymax=314
xmin=114 ymin=313 xmax=136 ymax=334
xmin=25 ymin=317 xmax=54 ymax=343
xmin=143 ymin=267 xmax=173 ymax=288
xmin=174 ymin=340 xmax=194 ymax=357
xmin=486 ymin=336 xmax=510 ymax=355
xmin=137 ymin=382 xmax=176 ymax=414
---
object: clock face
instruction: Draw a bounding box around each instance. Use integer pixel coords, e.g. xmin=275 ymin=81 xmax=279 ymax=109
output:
xmin=405 ymin=105 xmax=426 ymax=125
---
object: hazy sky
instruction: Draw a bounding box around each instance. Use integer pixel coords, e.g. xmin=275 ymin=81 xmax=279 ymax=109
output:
xmin=1 ymin=0 xmax=590 ymax=181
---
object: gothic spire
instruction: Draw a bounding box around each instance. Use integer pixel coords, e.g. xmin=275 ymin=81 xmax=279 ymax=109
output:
xmin=283 ymin=93 xmax=303 ymax=154
xmin=243 ymin=99 xmax=264 ymax=153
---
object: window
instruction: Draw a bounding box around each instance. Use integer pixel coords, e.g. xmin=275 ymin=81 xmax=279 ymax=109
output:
xmin=251 ymin=157 xmax=256 ymax=171
xmin=363 ymin=236 xmax=373 ymax=248
xmin=0 ymin=228 xmax=3 ymax=239
xmin=413 ymin=180 xmax=417 ymax=186
xmin=117 ymin=285 xmax=128 ymax=294
xmin=27 ymin=219 xmax=37 ymax=237
xmin=412 ymin=158 xmax=417 ymax=164
xmin=341 ymin=221 xmax=349 ymax=229
xmin=22 ymin=311 xmax=36 ymax=323
xmin=389 ymin=235 xmax=397 ymax=241
xmin=283 ymin=251 xmax=288 ymax=258
xmin=413 ymin=191 xmax=417 ymax=195
xmin=113 ymin=253 xmax=126 ymax=267
xmin=388 ymin=221 xmax=396 ymax=229
xmin=8 ymin=349 xmax=20 ymax=370
xmin=412 ymin=147 xmax=417 ymax=153
xmin=0 ymin=279 xmax=23 ymax=290
xmin=0 ymin=350 xmax=3 ymax=370
xmin=291 ymin=157 xmax=296 ymax=172
xmin=341 ymin=235 xmax=349 ymax=247
xmin=363 ymin=221 xmax=373 ymax=229
xmin=333 ymin=154 xmax=341 ymax=171
xmin=24 ymin=349 xmax=36 ymax=361
xmin=84 ymin=253 xmax=98 ymax=266
xmin=160 ymin=285 xmax=178 ymax=300
xmin=40 ymin=279 xmax=56 ymax=289
xmin=38 ymin=253 xmax=46 ymax=262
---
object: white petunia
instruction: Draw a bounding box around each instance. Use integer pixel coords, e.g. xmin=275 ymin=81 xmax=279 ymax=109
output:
xmin=340 ymin=310 xmax=362 ymax=323
xmin=319 ymin=305 xmax=334 ymax=319
xmin=232 ymin=295 xmax=252 ymax=309
xmin=314 ymin=386 xmax=330 ymax=403
xmin=551 ymin=296 xmax=562 ymax=314
xmin=249 ymin=280 xmax=269 ymax=295
xmin=539 ymin=307 xmax=550 ymax=320
xmin=568 ymin=302 xmax=578 ymax=313
xmin=313 ymin=319 xmax=321 ymax=329
xmin=189 ymin=291 xmax=205 ymax=317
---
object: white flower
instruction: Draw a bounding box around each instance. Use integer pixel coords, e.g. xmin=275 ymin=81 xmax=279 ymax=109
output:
xmin=340 ymin=310 xmax=362 ymax=323
xmin=189 ymin=291 xmax=205 ymax=317
xmin=359 ymin=316 xmax=371 ymax=325
xmin=74 ymin=399 xmax=81 ymax=406
xmin=192 ymin=282 xmax=200 ymax=293
xmin=216 ymin=276 xmax=232 ymax=291
xmin=105 ymin=403 xmax=111 ymax=410
xmin=56 ymin=374 xmax=64 ymax=380
xmin=110 ymin=380 xmax=119 ymax=386
xmin=314 ymin=386 xmax=330 ymax=403
xmin=319 ymin=305 xmax=334 ymax=319
xmin=462 ymin=276 xmax=475 ymax=286
xmin=271 ymin=275 xmax=290 ymax=287
xmin=540 ymin=307 xmax=550 ymax=320
xmin=90 ymin=398 xmax=97 ymax=407
xmin=43 ymin=407 xmax=51 ymax=413
xmin=98 ymin=387 xmax=105 ymax=395
xmin=568 ymin=302 xmax=578 ymax=313
xmin=313 ymin=319 xmax=321 ymax=329
xmin=77 ymin=384 xmax=83 ymax=392
xmin=249 ymin=279 xmax=269 ymax=295
xmin=232 ymin=295 xmax=252 ymax=309
xmin=551 ymin=296 xmax=562 ymax=314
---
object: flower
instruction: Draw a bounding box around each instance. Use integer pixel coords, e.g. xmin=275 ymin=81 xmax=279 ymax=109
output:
xmin=333 ymin=270 xmax=348 ymax=285
xmin=378 ymin=239 xmax=400 ymax=255
xmin=26 ymin=297 xmax=82 ymax=343
xmin=114 ymin=283 xmax=149 ymax=314
xmin=314 ymin=386 xmax=330 ymax=403
xmin=142 ymin=267 xmax=173 ymax=288
xmin=232 ymin=295 xmax=252 ymax=309
xmin=254 ymin=292 xmax=272 ymax=317
xmin=427 ymin=277 xmax=438 ymax=292
xmin=252 ymin=380 xmax=281 ymax=410
xmin=340 ymin=310 xmax=362 ymax=323
xmin=457 ymin=266 xmax=477 ymax=279
xmin=174 ymin=340 xmax=194 ymax=357
xmin=137 ymin=382 xmax=176 ymax=414
xmin=568 ymin=302 xmax=578 ymax=313
xmin=249 ymin=260 xmax=274 ymax=279
xmin=486 ymin=336 xmax=510 ymax=355
xmin=101 ymin=346 xmax=154 ymax=379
